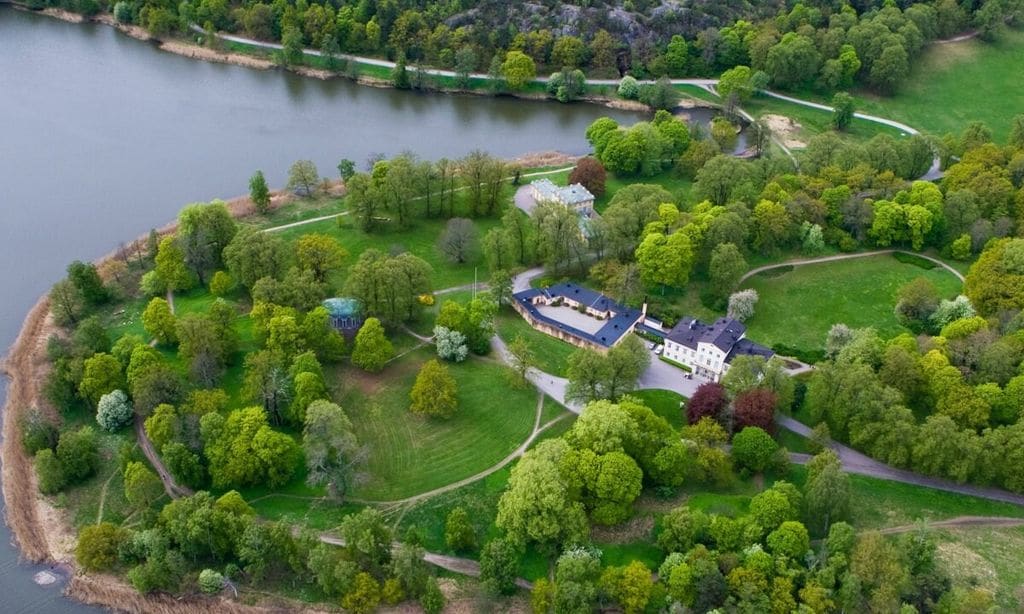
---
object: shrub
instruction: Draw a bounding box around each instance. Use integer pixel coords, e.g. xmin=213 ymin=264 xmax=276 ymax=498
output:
xmin=56 ymin=426 xmax=99 ymax=484
xmin=34 ymin=449 xmax=66 ymax=494
xmin=20 ymin=407 xmax=58 ymax=455
xmin=113 ymin=1 xmax=132 ymax=24
xmin=617 ymin=75 xmax=640 ymax=99
xmin=96 ymin=389 xmax=134 ymax=432
xmin=209 ymin=270 xmax=234 ymax=296
xmin=445 ymin=507 xmax=477 ymax=552
xmin=198 ymin=569 xmax=224 ymax=594
xmin=76 ymin=522 xmax=126 ymax=571
xmin=420 ymin=577 xmax=445 ymax=614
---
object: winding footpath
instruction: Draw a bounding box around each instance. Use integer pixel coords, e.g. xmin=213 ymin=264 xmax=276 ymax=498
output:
xmin=782 ymin=416 xmax=1024 ymax=506
xmin=201 ymin=28 xmax=943 ymax=179
xmin=737 ymin=249 xmax=966 ymax=284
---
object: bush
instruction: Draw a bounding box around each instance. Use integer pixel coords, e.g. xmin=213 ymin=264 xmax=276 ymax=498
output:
xmin=617 ymin=75 xmax=640 ymax=99
xmin=198 ymin=569 xmax=224 ymax=594
xmin=56 ymin=426 xmax=99 ymax=484
xmin=445 ymin=507 xmax=477 ymax=552
xmin=113 ymin=1 xmax=132 ymax=24
xmin=209 ymin=271 xmax=234 ymax=296
xmin=420 ymin=577 xmax=445 ymax=614
xmin=892 ymin=251 xmax=936 ymax=269
xmin=76 ymin=522 xmax=126 ymax=571
xmin=96 ymin=389 xmax=134 ymax=432
xmin=20 ymin=407 xmax=58 ymax=455
xmin=34 ymin=449 xmax=66 ymax=494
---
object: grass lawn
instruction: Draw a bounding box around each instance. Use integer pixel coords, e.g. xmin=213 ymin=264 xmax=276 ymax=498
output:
xmin=741 ymin=253 xmax=962 ymax=355
xmin=274 ymin=214 xmax=501 ymax=291
xmin=628 ymin=389 xmax=686 ymax=430
xmin=776 ymin=426 xmax=813 ymax=454
xmin=741 ymin=93 xmax=907 ymax=146
xmin=335 ymin=347 xmax=538 ymax=501
xmin=495 ymin=308 xmax=577 ymax=378
xmin=933 ymin=526 xmax=1024 ymax=610
xmin=850 ymin=28 xmax=1024 ymax=141
xmin=594 ymin=171 xmax=694 ymax=212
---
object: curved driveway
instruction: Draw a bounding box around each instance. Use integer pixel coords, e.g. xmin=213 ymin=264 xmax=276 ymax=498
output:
xmin=738 ymin=249 xmax=965 ymax=285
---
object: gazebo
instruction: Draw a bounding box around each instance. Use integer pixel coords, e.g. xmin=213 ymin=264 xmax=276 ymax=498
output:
xmin=322 ymin=297 xmax=363 ymax=334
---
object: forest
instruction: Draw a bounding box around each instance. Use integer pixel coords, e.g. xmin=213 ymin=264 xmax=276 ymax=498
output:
xmin=28 ymin=0 xmax=1024 ymax=96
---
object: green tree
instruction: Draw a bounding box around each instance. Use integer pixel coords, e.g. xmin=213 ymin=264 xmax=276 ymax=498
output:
xmin=281 ymin=25 xmax=304 ymax=66
xmin=479 ymin=538 xmax=520 ymax=595
xmin=445 ymin=507 xmax=477 ymax=552
xmin=502 ymin=50 xmax=537 ymax=89
xmin=831 ymin=92 xmax=855 ymax=131
xmin=67 ymin=260 xmax=109 ymax=306
xmin=56 ymin=426 xmax=99 ymax=484
xmin=600 ymin=560 xmax=653 ymax=614
xmin=123 ymin=461 xmax=164 ymax=510
xmin=295 ymin=233 xmax=347 ymax=283
xmin=287 ymin=159 xmax=320 ymax=196
xmin=177 ymin=201 xmax=237 ymax=284
xmin=202 ymin=406 xmax=299 ymax=489
xmin=731 ymin=427 xmax=778 ymax=473
xmin=142 ymin=297 xmax=177 ymax=345
xmin=804 ymin=450 xmax=851 ymax=532
xmin=709 ymin=243 xmax=747 ymax=304
xmin=717 ymin=65 xmax=754 ymax=109
xmin=76 ymin=522 xmax=126 ymax=571
xmin=657 ymin=506 xmax=710 ymax=553
xmin=223 ymin=228 xmax=289 ymax=290
xmin=50 ymin=279 xmax=85 ymax=327
xmin=351 ymin=318 xmax=393 ymax=372
xmin=79 ymin=353 xmax=125 ymax=407
xmin=339 ymin=508 xmax=393 ymax=572
xmin=551 ymin=35 xmax=585 ymax=68
xmin=249 ymin=170 xmax=271 ymax=213
xmin=155 ymin=236 xmax=195 ymax=291
xmin=766 ymin=521 xmax=810 ymax=559
xmin=198 ymin=569 xmax=225 ymax=594
xmin=964 ymin=238 xmax=1024 ymax=316
xmin=636 ymin=231 xmax=695 ymax=291
xmin=303 ymin=399 xmax=360 ymax=499
xmin=410 ymin=359 xmax=458 ymax=418
xmin=496 ymin=439 xmax=588 ymax=549
xmin=420 ymin=577 xmax=445 ymax=614
xmin=34 ymin=449 xmax=66 ymax=494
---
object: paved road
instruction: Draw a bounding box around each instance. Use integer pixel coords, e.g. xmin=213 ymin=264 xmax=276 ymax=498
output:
xmin=781 ymin=415 xmax=1024 ymax=506
xmin=737 ymin=249 xmax=965 ymax=284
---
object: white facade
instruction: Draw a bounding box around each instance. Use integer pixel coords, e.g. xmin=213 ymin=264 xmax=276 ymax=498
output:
xmin=530 ymin=179 xmax=595 ymax=214
xmin=663 ymin=338 xmax=731 ymax=381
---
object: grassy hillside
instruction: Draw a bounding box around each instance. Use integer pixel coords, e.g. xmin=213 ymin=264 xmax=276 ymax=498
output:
xmin=852 ymin=29 xmax=1024 ymax=141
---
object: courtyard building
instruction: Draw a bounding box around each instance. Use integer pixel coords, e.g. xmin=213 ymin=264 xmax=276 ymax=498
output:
xmin=512 ymin=282 xmax=644 ymax=352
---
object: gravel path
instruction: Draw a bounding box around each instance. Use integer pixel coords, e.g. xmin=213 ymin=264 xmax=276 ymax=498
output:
xmin=781 ymin=415 xmax=1024 ymax=506
xmin=737 ymin=249 xmax=965 ymax=284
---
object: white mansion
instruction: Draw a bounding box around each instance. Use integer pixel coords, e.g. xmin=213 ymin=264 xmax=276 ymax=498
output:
xmin=662 ymin=316 xmax=774 ymax=382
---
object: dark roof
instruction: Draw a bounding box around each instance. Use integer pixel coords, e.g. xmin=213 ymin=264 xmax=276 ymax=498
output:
xmin=512 ymin=283 xmax=643 ymax=348
xmin=666 ymin=316 xmax=748 ymax=352
xmin=726 ymin=338 xmax=776 ymax=364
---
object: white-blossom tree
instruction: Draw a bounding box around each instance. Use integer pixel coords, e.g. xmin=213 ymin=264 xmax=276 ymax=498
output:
xmin=727 ymin=289 xmax=759 ymax=322
xmin=96 ymin=389 xmax=133 ymax=432
xmin=434 ymin=326 xmax=469 ymax=362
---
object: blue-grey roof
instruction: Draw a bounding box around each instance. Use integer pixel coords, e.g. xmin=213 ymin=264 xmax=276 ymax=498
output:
xmin=512 ymin=282 xmax=642 ymax=348
xmin=322 ymin=297 xmax=361 ymax=318
xmin=531 ymin=179 xmax=595 ymax=206
xmin=666 ymin=316 xmax=774 ymax=362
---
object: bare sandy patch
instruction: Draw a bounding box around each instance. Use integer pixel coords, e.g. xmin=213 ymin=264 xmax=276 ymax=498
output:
xmin=158 ymin=40 xmax=275 ymax=70
xmin=592 ymin=515 xmax=655 ymax=544
xmin=601 ymin=98 xmax=650 ymax=112
xmin=760 ymin=113 xmax=806 ymax=149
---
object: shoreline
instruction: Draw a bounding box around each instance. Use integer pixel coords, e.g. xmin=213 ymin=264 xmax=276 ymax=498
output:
xmin=0 ymin=154 xmax=573 ymax=611
xmin=8 ymin=4 xmax=708 ymax=114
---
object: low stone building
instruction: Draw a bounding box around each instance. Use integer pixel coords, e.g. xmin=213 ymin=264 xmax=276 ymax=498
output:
xmin=662 ymin=316 xmax=774 ymax=382
xmin=512 ymin=282 xmax=644 ymax=352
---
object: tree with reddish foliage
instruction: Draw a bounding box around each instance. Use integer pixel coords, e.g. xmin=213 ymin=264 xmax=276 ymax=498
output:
xmin=687 ymin=382 xmax=728 ymax=425
xmin=569 ymin=157 xmax=607 ymax=198
xmin=733 ymin=388 xmax=778 ymax=432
